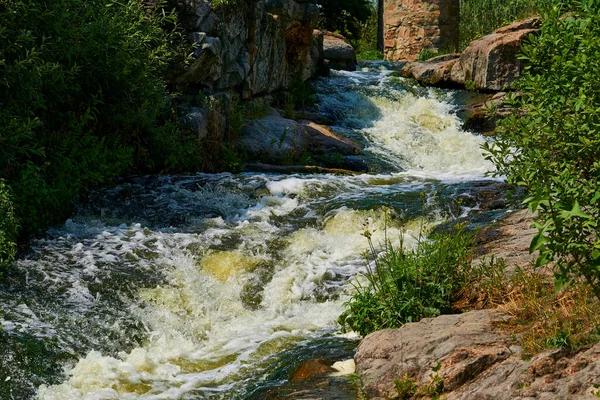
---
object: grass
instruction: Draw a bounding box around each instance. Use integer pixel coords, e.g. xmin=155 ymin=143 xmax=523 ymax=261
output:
xmin=339 ymin=224 xmax=475 ymax=336
xmin=459 ymin=257 xmax=600 ymax=358
xmin=459 ymin=0 xmax=554 ymax=49
xmin=340 ymin=220 xmax=600 ymax=358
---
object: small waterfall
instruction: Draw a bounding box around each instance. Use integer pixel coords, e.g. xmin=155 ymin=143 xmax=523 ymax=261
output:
xmin=0 ymin=66 xmax=499 ymax=400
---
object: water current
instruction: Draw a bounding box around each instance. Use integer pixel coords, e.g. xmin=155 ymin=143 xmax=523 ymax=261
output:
xmin=0 ymin=64 xmax=503 ymax=399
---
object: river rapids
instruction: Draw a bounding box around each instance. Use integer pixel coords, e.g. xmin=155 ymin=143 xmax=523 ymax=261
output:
xmin=0 ymin=64 xmax=502 ymax=399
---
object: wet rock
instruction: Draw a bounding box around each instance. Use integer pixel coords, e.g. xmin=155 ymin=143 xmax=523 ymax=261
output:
xmin=450 ymin=18 xmax=541 ymax=91
xmin=338 ymin=156 xmax=368 ymax=173
xmin=291 ymin=359 xmax=336 ymax=382
xmin=321 ymin=31 xmax=357 ymax=71
xmin=300 ymin=121 xmax=361 ymax=156
xmin=240 ymin=115 xmax=362 ymax=167
xmin=383 ymin=0 xmax=460 ymax=62
xmin=252 ymin=376 xmax=357 ymax=399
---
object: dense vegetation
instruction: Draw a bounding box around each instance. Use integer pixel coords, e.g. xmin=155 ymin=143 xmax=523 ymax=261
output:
xmin=339 ymin=226 xmax=475 ymax=336
xmin=317 ymin=0 xmax=373 ymax=42
xmin=317 ymin=0 xmax=382 ymax=59
xmin=485 ymin=0 xmax=600 ymax=297
xmin=459 ymin=0 xmax=555 ymax=49
xmin=0 ymin=0 xmax=197 ymax=266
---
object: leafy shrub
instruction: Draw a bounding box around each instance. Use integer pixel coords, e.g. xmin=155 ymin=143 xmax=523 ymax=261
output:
xmin=317 ymin=0 xmax=373 ymax=42
xmin=339 ymin=225 xmax=474 ymax=336
xmin=0 ymin=0 xmax=190 ymax=235
xmin=484 ymin=0 xmax=600 ymax=298
xmin=0 ymin=181 xmax=19 ymax=266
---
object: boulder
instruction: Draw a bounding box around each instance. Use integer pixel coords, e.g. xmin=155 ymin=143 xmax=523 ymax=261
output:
xmin=291 ymin=359 xmax=336 ymax=382
xmin=300 ymin=121 xmax=361 ymax=156
xmin=321 ymin=31 xmax=357 ymax=71
xmin=355 ymin=308 xmax=600 ymax=399
xmin=450 ymin=18 xmax=541 ymax=91
xmin=400 ymin=54 xmax=460 ymax=87
xmin=240 ymin=116 xmax=309 ymax=163
xmin=460 ymin=91 xmax=516 ymax=134
xmin=239 ymin=115 xmax=362 ymax=166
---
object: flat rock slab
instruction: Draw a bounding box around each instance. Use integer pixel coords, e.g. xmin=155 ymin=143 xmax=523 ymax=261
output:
xmin=355 ymin=309 xmax=600 ymax=399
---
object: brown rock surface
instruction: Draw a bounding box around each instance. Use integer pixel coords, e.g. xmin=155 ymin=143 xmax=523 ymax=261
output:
xmin=384 ymin=0 xmax=460 ymax=62
xmin=472 ymin=209 xmax=538 ymax=272
xmin=355 ymin=210 xmax=600 ymax=399
xmin=291 ymin=359 xmax=336 ymax=382
xmin=400 ymin=54 xmax=460 ymax=86
xmin=450 ymin=18 xmax=541 ymax=91
xmin=355 ymin=309 xmax=600 ymax=399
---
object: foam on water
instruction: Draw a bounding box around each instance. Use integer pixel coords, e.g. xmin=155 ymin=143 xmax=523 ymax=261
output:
xmin=36 ymin=193 xmax=415 ymax=398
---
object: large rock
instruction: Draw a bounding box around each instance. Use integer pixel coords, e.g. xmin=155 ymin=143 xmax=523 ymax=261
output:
xmin=321 ymin=31 xmax=357 ymax=71
xmin=384 ymin=0 xmax=460 ymax=62
xmin=174 ymin=0 xmax=320 ymax=98
xmin=355 ymin=309 xmax=600 ymax=399
xmin=450 ymin=18 xmax=541 ymax=91
xmin=239 ymin=114 xmax=361 ymax=166
xmin=400 ymin=53 xmax=460 ymax=86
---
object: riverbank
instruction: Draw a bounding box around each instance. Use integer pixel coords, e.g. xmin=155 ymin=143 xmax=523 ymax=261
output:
xmin=354 ymin=210 xmax=600 ymax=399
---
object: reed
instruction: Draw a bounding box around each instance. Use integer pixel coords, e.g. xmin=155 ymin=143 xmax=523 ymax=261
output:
xmin=459 ymin=0 xmax=554 ymax=49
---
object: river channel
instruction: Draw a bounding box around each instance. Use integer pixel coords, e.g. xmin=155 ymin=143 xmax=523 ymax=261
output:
xmin=0 ymin=63 xmax=505 ymax=399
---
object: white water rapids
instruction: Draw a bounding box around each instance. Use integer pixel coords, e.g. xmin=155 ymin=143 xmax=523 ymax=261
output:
xmin=0 ymin=66 xmax=498 ymax=399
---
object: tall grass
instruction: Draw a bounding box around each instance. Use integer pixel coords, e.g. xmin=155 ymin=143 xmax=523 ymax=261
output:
xmin=339 ymin=225 xmax=475 ymax=336
xmin=459 ymin=0 xmax=555 ymax=49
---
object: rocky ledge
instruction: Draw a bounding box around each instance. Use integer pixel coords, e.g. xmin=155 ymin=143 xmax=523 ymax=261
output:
xmin=355 ymin=211 xmax=600 ymax=399
xmin=356 ymin=309 xmax=600 ymax=399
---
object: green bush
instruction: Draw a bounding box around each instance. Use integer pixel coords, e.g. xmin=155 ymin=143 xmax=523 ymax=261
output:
xmin=0 ymin=181 xmax=19 ymax=266
xmin=0 ymin=0 xmax=191 ymax=235
xmin=317 ymin=0 xmax=373 ymax=42
xmin=484 ymin=0 xmax=600 ymax=297
xmin=339 ymin=225 xmax=474 ymax=336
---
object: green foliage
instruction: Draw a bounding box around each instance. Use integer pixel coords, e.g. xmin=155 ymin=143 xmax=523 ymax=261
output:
xmin=459 ymin=0 xmax=559 ymax=50
xmin=394 ymin=375 xmax=417 ymax=399
xmin=350 ymin=1 xmax=383 ymax=60
xmin=416 ymin=47 xmax=457 ymax=62
xmin=317 ymin=0 xmax=373 ymax=42
xmin=0 ymin=180 xmax=19 ymax=266
xmin=484 ymin=0 xmax=600 ymax=298
xmin=0 ymin=0 xmax=191 ymax=235
xmin=339 ymin=224 xmax=474 ymax=336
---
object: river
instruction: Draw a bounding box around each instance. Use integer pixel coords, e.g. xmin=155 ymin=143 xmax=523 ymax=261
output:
xmin=0 ymin=64 xmax=504 ymax=399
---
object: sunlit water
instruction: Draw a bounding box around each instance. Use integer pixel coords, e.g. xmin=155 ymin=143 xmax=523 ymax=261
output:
xmin=0 ymin=66 xmax=501 ymax=399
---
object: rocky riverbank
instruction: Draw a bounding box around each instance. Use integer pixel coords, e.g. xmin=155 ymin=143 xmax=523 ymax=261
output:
xmin=354 ymin=210 xmax=600 ymax=399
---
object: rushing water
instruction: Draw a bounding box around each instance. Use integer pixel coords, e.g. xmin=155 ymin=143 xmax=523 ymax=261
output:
xmin=0 ymin=65 xmax=502 ymax=399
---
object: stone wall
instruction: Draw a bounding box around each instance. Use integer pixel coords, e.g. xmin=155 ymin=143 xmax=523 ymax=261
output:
xmin=383 ymin=0 xmax=459 ymax=62
xmin=173 ymin=0 xmax=320 ymax=99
